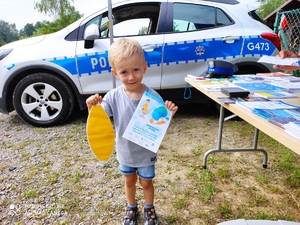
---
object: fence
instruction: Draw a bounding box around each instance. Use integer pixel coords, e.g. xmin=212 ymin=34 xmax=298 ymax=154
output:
xmin=274 ymin=8 xmax=300 ymax=76
xmin=274 ymin=8 xmax=300 ymax=54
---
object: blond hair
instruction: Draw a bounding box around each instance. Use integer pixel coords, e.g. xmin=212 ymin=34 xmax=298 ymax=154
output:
xmin=108 ymin=38 xmax=145 ymax=70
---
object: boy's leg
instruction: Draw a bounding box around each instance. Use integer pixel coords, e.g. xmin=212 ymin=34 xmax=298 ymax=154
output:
xmin=124 ymin=173 xmax=138 ymax=205
xmin=138 ymin=166 xmax=158 ymax=225
xmin=139 ymin=178 xmax=154 ymax=205
xmin=140 ymin=178 xmax=158 ymax=225
xmin=123 ymin=174 xmax=139 ymax=225
xmin=119 ymin=165 xmax=139 ymax=225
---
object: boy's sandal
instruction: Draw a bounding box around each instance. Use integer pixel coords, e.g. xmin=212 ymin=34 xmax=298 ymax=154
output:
xmin=123 ymin=206 xmax=139 ymax=225
xmin=144 ymin=207 xmax=158 ymax=225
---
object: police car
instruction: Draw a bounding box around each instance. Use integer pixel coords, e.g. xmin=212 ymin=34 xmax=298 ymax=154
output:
xmin=0 ymin=0 xmax=280 ymax=127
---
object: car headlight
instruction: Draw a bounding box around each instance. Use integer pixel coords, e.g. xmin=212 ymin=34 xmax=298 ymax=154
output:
xmin=0 ymin=48 xmax=13 ymax=61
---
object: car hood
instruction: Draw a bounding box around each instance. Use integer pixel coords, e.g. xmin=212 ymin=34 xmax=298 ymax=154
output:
xmin=0 ymin=35 xmax=47 ymax=49
xmin=0 ymin=25 xmax=76 ymax=50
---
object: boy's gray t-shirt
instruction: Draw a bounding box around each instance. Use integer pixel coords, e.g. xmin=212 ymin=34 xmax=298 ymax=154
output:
xmin=101 ymin=84 xmax=163 ymax=167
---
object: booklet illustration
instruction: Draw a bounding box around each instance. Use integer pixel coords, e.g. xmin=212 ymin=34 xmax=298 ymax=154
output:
xmin=123 ymin=91 xmax=172 ymax=153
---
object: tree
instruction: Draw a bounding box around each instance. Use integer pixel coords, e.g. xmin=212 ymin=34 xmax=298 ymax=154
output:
xmin=256 ymin=0 xmax=286 ymax=19
xmin=19 ymin=23 xmax=36 ymax=37
xmin=138 ymin=26 xmax=148 ymax=35
xmin=35 ymin=21 xmax=44 ymax=30
xmin=0 ymin=37 xmax=5 ymax=47
xmin=33 ymin=11 xmax=82 ymax=36
xmin=34 ymin=0 xmax=75 ymax=18
xmin=0 ymin=20 xmax=19 ymax=45
xmin=32 ymin=0 xmax=82 ymax=36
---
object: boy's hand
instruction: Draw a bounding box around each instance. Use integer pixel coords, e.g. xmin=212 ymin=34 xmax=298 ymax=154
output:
xmin=86 ymin=94 xmax=102 ymax=112
xmin=165 ymin=100 xmax=178 ymax=116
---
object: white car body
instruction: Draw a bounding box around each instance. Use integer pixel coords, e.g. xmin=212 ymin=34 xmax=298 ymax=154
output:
xmin=0 ymin=0 xmax=280 ymax=126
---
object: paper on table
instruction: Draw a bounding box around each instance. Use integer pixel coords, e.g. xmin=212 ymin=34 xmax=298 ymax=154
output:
xmin=253 ymin=91 xmax=297 ymax=99
xmin=284 ymin=121 xmax=300 ymax=140
xmin=237 ymin=100 xmax=298 ymax=111
xmin=258 ymin=56 xmax=300 ymax=66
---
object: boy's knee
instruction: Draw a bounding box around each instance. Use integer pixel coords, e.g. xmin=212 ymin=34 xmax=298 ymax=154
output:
xmin=139 ymin=178 xmax=153 ymax=189
xmin=124 ymin=174 xmax=137 ymax=186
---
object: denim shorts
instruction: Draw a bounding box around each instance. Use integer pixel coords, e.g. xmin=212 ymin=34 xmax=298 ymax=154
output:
xmin=118 ymin=164 xmax=155 ymax=180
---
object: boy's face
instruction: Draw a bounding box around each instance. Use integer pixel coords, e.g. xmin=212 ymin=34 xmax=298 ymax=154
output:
xmin=112 ymin=54 xmax=147 ymax=90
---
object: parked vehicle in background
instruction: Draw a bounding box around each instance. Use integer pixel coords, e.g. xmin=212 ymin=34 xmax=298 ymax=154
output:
xmin=0 ymin=0 xmax=280 ymax=127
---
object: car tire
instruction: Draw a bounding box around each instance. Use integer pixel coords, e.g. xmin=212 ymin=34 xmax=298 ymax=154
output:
xmin=13 ymin=73 xmax=75 ymax=127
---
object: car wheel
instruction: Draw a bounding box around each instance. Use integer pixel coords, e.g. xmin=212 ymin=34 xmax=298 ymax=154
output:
xmin=13 ymin=73 xmax=75 ymax=127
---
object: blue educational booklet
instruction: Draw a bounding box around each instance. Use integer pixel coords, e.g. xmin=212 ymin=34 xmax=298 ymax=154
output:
xmin=253 ymin=91 xmax=297 ymax=99
xmin=252 ymin=107 xmax=300 ymax=128
xmin=237 ymin=99 xmax=300 ymax=128
xmin=123 ymin=91 xmax=172 ymax=153
xmin=252 ymin=108 xmax=300 ymax=120
xmin=237 ymin=100 xmax=297 ymax=111
xmin=235 ymin=82 xmax=286 ymax=92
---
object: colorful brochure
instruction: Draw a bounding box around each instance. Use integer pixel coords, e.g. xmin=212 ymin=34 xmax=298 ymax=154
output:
xmin=235 ymin=82 xmax=286 ymax=92
xmin=253 ymin=91 xmax=297 ymax=99
xmin=237 ymin=100 xmax=298 ymax=111
xmin=123 ymin=91 xmax=172 ymax=153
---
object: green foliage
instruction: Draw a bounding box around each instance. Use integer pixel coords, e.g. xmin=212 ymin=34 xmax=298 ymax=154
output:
xmin=138 ymin=26 xmax=148 ymax=35
xmin=0 ymin=37 xmax=5 ymax=46
xmin=256 ymin=0 xmax=286 ymax=19
xmin=34 ymin=0 xmax=75 ymax=18
xmin=216 ymin=201 xmax=233 ymax=219
xmin=19 ymin=23 xmax=36 ymax=38
xmin=1 ymin=0 xmax=82 ymax=44
xmin=33 ymin=11 xmax=82 ymax=35
xmin=0 ymin=20 xmax=19 ymax=46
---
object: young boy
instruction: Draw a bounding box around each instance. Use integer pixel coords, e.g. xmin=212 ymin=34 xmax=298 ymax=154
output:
xmin=86 ymin=38 xmax=178 ymax=225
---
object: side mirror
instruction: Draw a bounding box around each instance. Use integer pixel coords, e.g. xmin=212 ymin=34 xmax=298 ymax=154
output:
xmin=84 ymin=24 xmax=100 ymax=49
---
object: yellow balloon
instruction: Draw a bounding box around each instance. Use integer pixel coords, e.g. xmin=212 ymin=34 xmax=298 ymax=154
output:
xmin=86 ymin=105 xmax=115 ymax=162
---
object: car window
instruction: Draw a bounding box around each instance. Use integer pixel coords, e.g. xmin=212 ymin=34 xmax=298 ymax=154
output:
xmin=173 ymin=3 xmax=233 ymax=32
xmin=85 ymin=3 xmax=160 ymax=38
xmin=216 ymin=8 xmax=232 ymax=26
xmin=107 ymin=18 xmax=150 ymax=37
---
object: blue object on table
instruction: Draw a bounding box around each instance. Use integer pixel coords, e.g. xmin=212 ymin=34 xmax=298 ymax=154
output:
xmin=206 ymin=60 xmax=238 ymax=78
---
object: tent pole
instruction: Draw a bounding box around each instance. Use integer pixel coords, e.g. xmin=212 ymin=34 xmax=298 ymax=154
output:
xmin=107 ymin=0 xmax=116 ymax=88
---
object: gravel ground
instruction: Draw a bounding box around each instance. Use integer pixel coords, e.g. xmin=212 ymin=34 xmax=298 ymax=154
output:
xmin=1 ymin=104 xmax=300 ymax=225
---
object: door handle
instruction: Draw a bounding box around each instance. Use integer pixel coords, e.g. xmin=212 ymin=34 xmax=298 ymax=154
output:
xmin=142 ymin=44 xmax=159 ymax=52
xmin=222 ymin=36 xmax=240 ymax=44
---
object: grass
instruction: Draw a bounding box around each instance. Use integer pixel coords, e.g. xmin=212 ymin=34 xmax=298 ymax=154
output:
xmin=0 ymin=108 xmax=300 ymax=224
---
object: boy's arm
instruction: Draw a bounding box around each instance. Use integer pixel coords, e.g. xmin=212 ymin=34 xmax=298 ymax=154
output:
xmin=86 ymin=94 xmax=103 ymax=112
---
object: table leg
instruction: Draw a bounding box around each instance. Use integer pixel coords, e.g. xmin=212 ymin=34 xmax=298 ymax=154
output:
xmin=202 ymin=105 xmax=268 ymax=169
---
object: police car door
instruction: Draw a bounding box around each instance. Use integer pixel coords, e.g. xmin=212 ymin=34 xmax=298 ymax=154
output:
xmin=76 ymin=2 xmax=165 ymax=95
xmin=161 ymin=2 xmax=243 ymax=89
